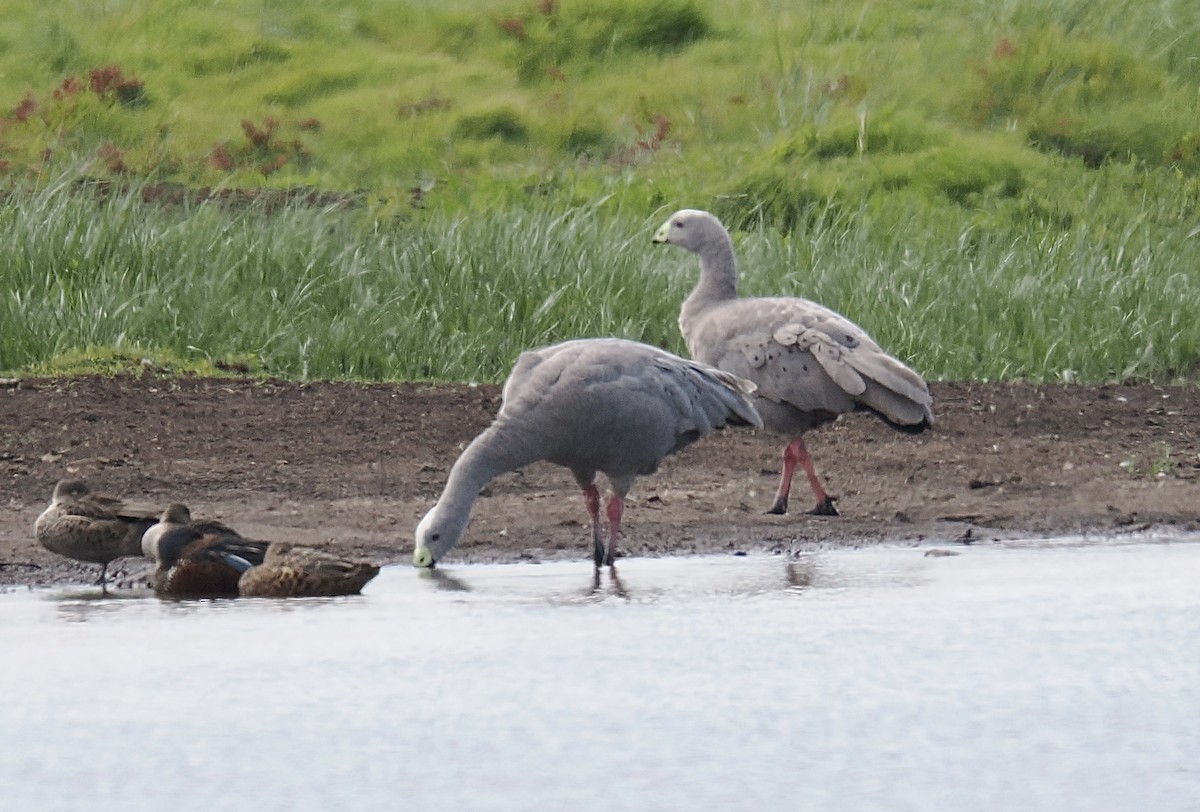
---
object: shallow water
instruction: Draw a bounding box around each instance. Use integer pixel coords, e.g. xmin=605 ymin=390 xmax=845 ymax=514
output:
xmin=2 ymin=538 xmax=1198 ymax=812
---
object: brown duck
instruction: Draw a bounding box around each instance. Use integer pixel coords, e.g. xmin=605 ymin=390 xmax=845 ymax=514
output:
xmin=238 ymin=542 xmax=380 ymax=598
xmin=35 ymin=479 xmax=161 ymax=588
xmin=141 ymin=504 xmax=269 ymax=598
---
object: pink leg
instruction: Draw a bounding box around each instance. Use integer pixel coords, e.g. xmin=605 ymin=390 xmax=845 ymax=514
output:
xmin=768 ymin=436 xmax=838 ymax=516
xmin=602 ymin=494 xmax=625 ymax=567
xmin=581 ymin=483 xmax=606 ymax=566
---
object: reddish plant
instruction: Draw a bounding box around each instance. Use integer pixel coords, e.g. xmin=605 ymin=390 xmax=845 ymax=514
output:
xmin=610 ymin=105 xmax=674 ymax=168
xmin=53 ymin=76 xmax=83 ymax=101
xmin=498 ymin=18 xmax=526 ymax=39
xmin=13 ymin=93 xmax=37 ymax=123
xmin=635 ymin=114 xmax=672 ymax=151
xmin=241 ymin=117 xmax=278 ymax=148
xmin=88 ymin=65 xmax=144 ymax=106
xmin=208 ymin=117 xmax=311 ymax=176
xmin=98 ymin=142 xmax=127 ymax=173
xmin=208 ymin=143 xmax=234 ymax=171
xmin=993 ymin=38 xmax=1017 ymax=59
xmin=89 ymin=66 xmax=116 ymax=94
xmin=826 ymin=74 xmax=851 ymax=97
xmin=261 ymin=153 xmax=288 ymax=176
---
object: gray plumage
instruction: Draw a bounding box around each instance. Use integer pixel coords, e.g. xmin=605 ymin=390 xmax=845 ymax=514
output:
xmin=35 ymin=479 xmax=160 ymax=588
xmin=653 ymin=208 xmax=933 ymax=515
xmin=413 ymin=337 xmax=762 ymax=569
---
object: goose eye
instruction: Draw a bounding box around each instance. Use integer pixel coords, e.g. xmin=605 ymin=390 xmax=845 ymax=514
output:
xmin=431 ymin=533 xmax=441 ymax=542
xmin=674 ymin=219 xmax=684 ymax=228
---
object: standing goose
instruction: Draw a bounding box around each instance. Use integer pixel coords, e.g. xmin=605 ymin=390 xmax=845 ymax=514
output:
xmin=142 ymin=504 xmax=270 ymax=598
xmin=653 ymin=209 xmax=933 ymax=515
xmin=35 ymin=479 xmax=161 ymax=588
xmin=413 ymin=338 xmax=762 ymax=569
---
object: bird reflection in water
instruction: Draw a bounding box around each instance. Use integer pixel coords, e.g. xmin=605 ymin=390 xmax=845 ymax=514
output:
xmin=784 ymin=556 xmax=819 ymax=592
xmin=417 ymin=567 xmax=472 ymax=593
xmin=414 ymin=559 xmax=633 ymax=602
xmin=590 ymin=564 xmax=628 ymax=600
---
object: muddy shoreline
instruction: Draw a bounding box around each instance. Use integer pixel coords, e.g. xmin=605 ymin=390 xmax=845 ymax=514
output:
xmin=2 ymin=376 xmax=1198 ymax=588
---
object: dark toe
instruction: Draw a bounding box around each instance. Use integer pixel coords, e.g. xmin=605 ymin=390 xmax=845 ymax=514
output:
xmin=808 ymin=497 xmax=839 ymax=517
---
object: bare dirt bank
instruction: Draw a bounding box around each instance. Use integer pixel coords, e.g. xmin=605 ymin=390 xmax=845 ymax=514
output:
xmin=2 ymin=376 xmax=1197 ymax=587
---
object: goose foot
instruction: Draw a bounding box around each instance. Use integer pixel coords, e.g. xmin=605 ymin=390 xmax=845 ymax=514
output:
xmin=807 ymin=497 xmax=839 ymax=517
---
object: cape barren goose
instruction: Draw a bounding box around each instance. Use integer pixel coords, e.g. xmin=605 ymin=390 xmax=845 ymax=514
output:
xmin=35 ymin=479 xmax=161 ymax=588
xmin=653 ymin=209 xmax=933 ymax=516
xmin=413 ymin=337 xmax=762 ymax=569
xmin=142 ymin=504 xmax=269 ymax=598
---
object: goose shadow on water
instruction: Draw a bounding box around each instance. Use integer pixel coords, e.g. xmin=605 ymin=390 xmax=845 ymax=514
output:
xmin=533 ymin=566 xmax=634 ymax=606
xmin=410 ymin=554 xmax=840 ymax=607
xmin=589 ymin=565 xmax=629 ymax=601
xmin=784 ymin=557 xmax=820 ymax=592
xmin=415 ymin=561 xmax=634 ymax=604
xmin=416 ymin=567 xmax=473 ymax=593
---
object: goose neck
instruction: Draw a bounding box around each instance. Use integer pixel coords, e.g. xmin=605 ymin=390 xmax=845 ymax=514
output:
xmin=689 ymin=237 xmax=739 ymax=305
xmin=437 ymin=426 xmax=532 ymax=515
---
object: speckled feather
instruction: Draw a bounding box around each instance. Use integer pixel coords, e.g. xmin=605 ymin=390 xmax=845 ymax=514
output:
xmin=34 ymin=479 xmax=160 ymax=580
xmin=238 ymin=542 xmax=380 ymax=598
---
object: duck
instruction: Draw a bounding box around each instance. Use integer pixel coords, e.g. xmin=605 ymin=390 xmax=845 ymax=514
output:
xmin=238 ymin=542 xmax=380 ymax=597
xmin=141 ymin=504 xmax=269 ymax=598
xmin=35 ymin=479 xmax=161 ymax=588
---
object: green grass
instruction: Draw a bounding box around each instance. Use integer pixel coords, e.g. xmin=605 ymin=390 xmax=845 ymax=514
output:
xmin=3 ymin=172 xmax=1199 ymax=384
xmin=4 ymin=0 xmax=1200 ymax=203
xmin=1 ymin=0 xmax=1200 ymax=384
xmin=0 ymin=179 xmax=674 ymax=381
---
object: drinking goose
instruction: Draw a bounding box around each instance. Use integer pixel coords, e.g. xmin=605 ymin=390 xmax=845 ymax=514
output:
xmin=413 ymin=337 xmax=761 ymax=569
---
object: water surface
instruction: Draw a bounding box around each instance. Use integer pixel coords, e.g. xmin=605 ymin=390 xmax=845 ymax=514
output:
xmin=2 ymin=538 xmax=1198 ymax=811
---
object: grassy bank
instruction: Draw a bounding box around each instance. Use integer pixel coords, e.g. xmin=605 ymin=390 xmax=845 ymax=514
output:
xmin=3 ymin=1 xmax=1200 ymax=215
xmin=3 ymin=174 xmax=1197 ymax=384
xmin=1 ymin=1 xmax=1199 ymax=383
